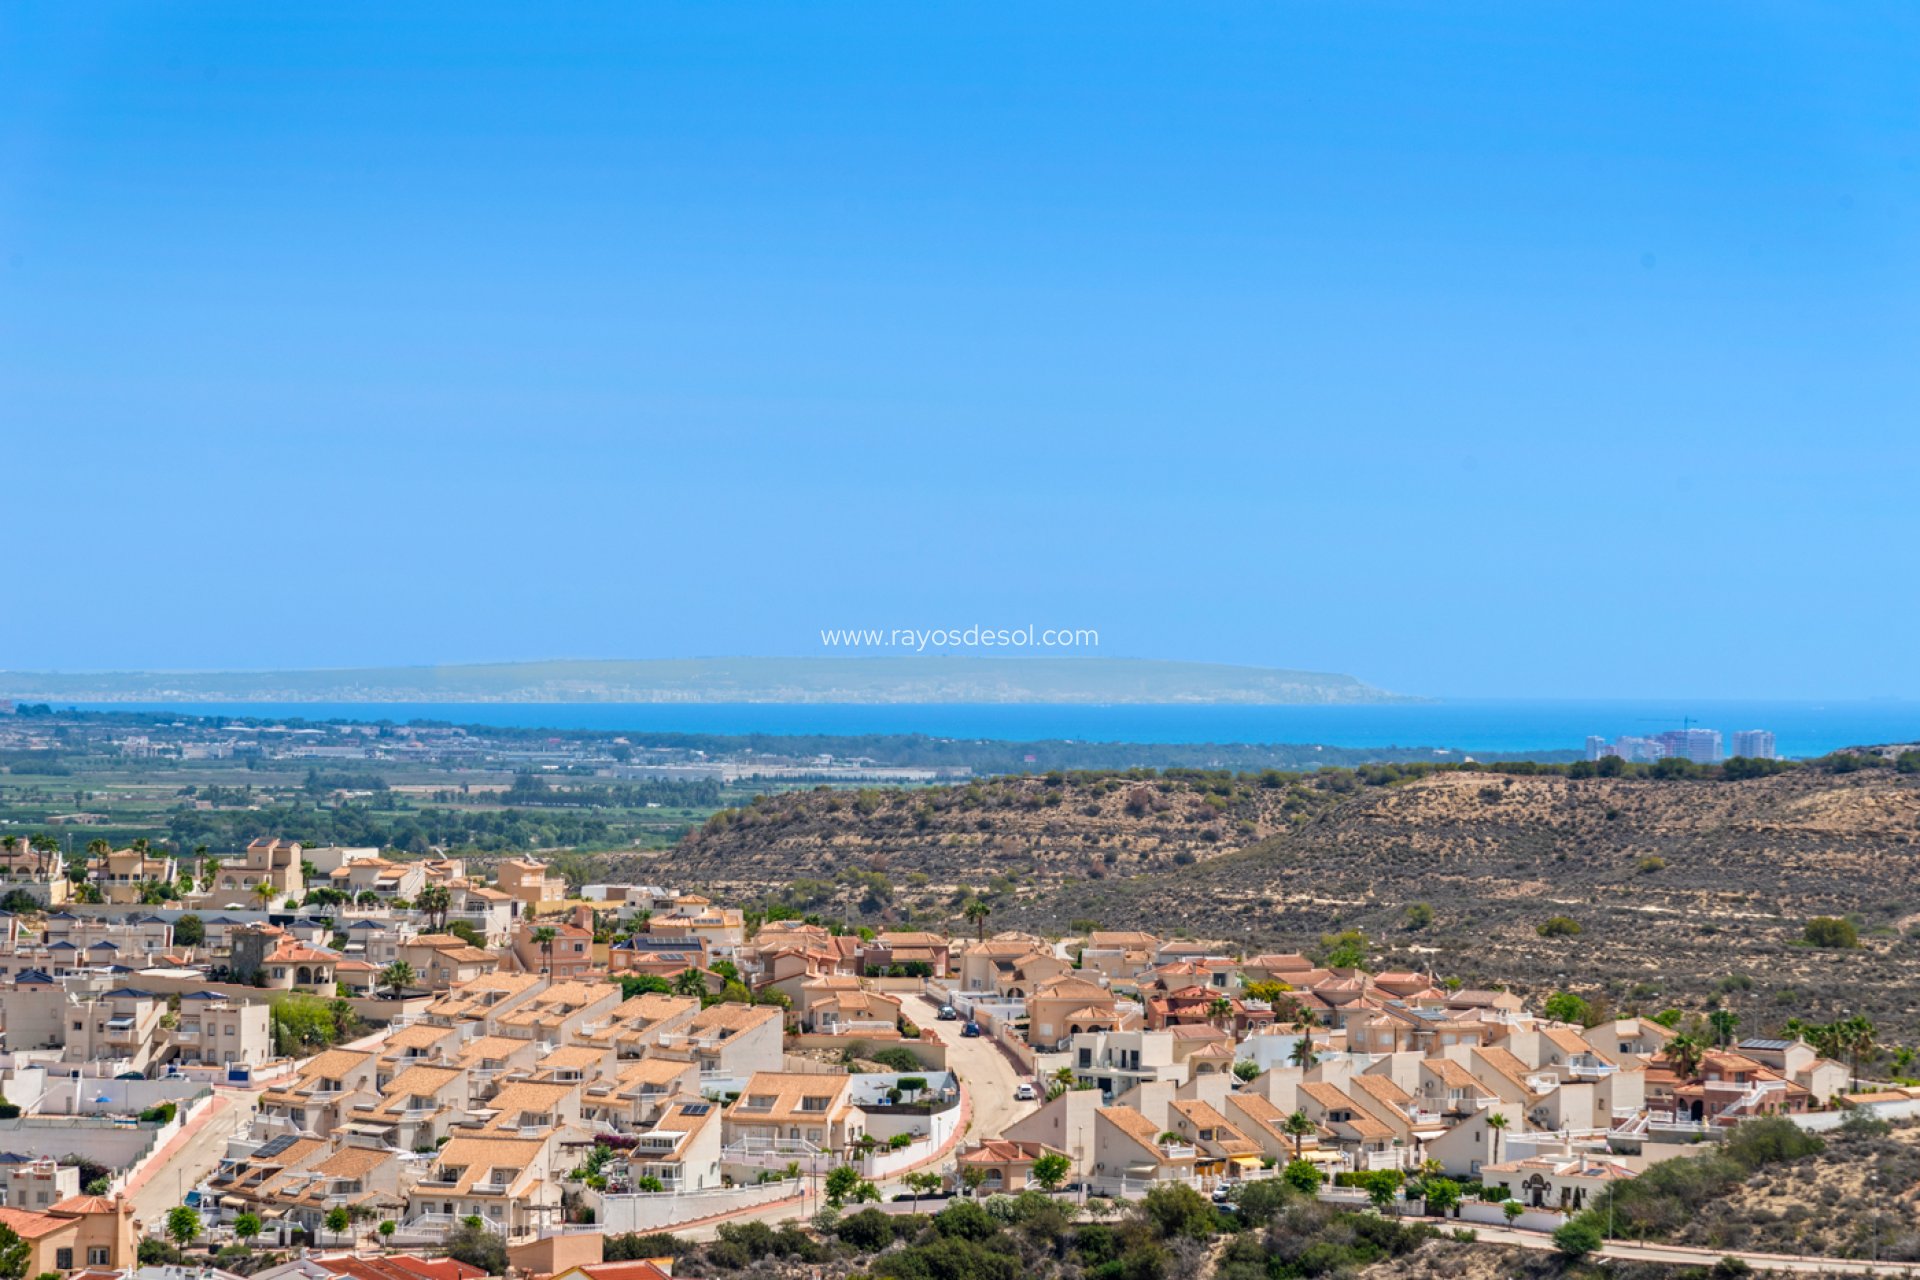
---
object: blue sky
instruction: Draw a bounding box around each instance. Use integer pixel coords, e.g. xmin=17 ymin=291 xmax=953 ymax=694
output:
xmin=3 ymin=3 xmax=1917 ymax=699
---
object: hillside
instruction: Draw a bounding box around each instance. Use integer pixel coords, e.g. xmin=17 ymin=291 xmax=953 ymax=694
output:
xmin=0 ymin=656 xmax=1414 ymax=704
xmin=662 ymin=766 xmax=1920 ymax=1040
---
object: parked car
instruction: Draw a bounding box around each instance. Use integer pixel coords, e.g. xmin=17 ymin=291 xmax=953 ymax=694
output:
xmin=1013 ymin=1081 xmax=1037 ymax=1101
xmin=962 ymin=1021 xmax=982 ymax=1038
xmin=1211 ymin=1180 xmax=1238 ymax=1204
xmin=937 ymin=1005 xmax=958 ymax=1021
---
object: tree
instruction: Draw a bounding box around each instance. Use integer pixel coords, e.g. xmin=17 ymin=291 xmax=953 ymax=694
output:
xmin=378 ymin=960 xmax=415 ymax=997
xmin=1283 ymin=1109 xmax=1315 ymax=1159
xmin=251 ymin=882 xmax=277 ymax=909
xmin=1402 ymin=902 xmax=1434 ymax=930
xmin=1232 ymin=1059 xmax=1260 ymax=1083
xmin=416 ymin=883 xmax=452 ymax=931
xmin=963 ymin=898 xmax=992 ymax=942
xmin=825 ymin=1165 xmax=863 ymax=1207
xmin=1206 ymin=997 xmax=1233 ymax=1029
xmin=1281 ymin=1159 xmax=1322 ymax=1194
xmin=1665 ymin=1033 xmax=1706 ymax=1081
xmin=1486 ymin=1113 xmax=1509 ymax=1167
xmin=532 ymin=926 xmax=558 ymax=974
xmin=1503 ymin=1200 xmax=1524 ymax=1224
xmin=1553 ymin=1217 xmax=1603 ymax=1260
xmin=1317 ymin=929 xmax=1369 ymax=970
xmin=1543 ymin=991 xmax=1592 ymax=1026
xmin=1288 ymin=1037 xmax=1318 ymax=1070
xmin=378 ymin=1220 xmax=396 ymax=1245
xmin=959 ymin=1165 xmax=987 ymax=1196
xmin=0 ymin=1224 xmax=29 ymax=1280
xmin=904 ymin=1170 xmax=943 ymax=1213
xmin=671 ymin=967 xmax=709 ymax=998
xmin=1537 ymin=915 xmax=1582 ymax=938
xmin=324 ymin=1206 xmax=351 ymax=1239
xmin=173 ymin=914 xmax=204 ymax=947
xmin=233 ymin=1213 xmax=261 ymax=1248
xmin=1423 ymin=1177 xmax=1461 ymax=1216
xmin=1803 ymin=917 xmax=1859 ymax=949
xmin=165 ymin=1206 xmax=201 ymax=1251
xmin=1031 ymin=1152 xmax=1071 ymax=1191
xmin=617 ymin=973 xmax=671 ymax=999
xmin=1707 ymin=1008 xmax=1740 ymax=1047
xmin=444 ymin=1219 xmax=507 ymax=1274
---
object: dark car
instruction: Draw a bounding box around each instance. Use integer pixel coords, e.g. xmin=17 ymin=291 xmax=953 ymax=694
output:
xmin=937 ymin=1005 xmax=958 ymax=1021
xmin=962 ymin=1021 xmax=982 ymax=1037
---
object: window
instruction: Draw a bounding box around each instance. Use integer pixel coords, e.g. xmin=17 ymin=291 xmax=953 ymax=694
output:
xmin=56 ymin=1249 xmax=73 ymax=1270
xmin=89 ymin=1248 xmax=111 ymax=1266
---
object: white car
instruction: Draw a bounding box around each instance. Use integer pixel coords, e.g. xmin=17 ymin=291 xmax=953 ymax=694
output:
xmin=1013 ymin=1082 xmax=1037 ymax=1101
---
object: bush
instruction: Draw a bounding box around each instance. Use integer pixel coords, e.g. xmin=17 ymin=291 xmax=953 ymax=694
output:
xmin=1803 ymin=917 xmax=1859 ymax=949
xmin=1141 ymin=1183 xmax=1216 ymax=1240
xmin=1554 ymin=1217 xmax=1603 ymax=1259
xmin=835 ymin=1207 xmax=896 ymax=1252
xmin=933 ymin=1199 xmax=999 ymax=1242
xmin=1537 ymin=915 xmax=1581 ymax=938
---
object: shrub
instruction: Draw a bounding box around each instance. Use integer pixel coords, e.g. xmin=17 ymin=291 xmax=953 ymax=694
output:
xmin=1554 ymin=1217 xmax=1603 ymax=1259
xmin=1537 ymin=915 xmax=1581 ymax=938
xmin=835 ymin=1207 xmax=896 ymax=1251
xmin=1803 ymin=917 xmax=1859 ymax=949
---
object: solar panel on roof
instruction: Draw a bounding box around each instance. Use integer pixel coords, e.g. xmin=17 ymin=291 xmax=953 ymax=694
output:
xmin=1739 ymin=1038 xmax=1792 ymax=1050
xmin=679 ymin=1103 xmax=711 ymax=1115
xmin=252 ymin=1134 xmax=300 ymax=1159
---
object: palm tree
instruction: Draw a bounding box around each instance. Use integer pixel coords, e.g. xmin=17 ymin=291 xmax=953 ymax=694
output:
xmin=672 ymin=966 xmax=709 ymax=999
xmin=416 ymin=884 xmax=452 ymax=932
xmin=1289 ymin=1036 xmax=1318 ymax=1070
xmin=1837 ymin=1015 xmax=1877 ymax=1091
xmin=532 ymin=925 xmax=558 ymax=975
xmin=1486 ymin=1112 xmax=1509 ymax=1166
xmin=28 ymin=833 xmax=60 ymax=878
xmin=379 ymin=961 xmax=416 ymax=997
xmin=1207 ymin=997 xmax=1233 ymax=1030
xmin=251 ymin=882 xmax=277 ymax=910
xmin=1283 ymin=1109 xmax=1314 ymax=1160
xmin=963 ymin=898 xmax=992 ymax=942
xmin=1664 ymin=1033 xmax=1705 ymax=1081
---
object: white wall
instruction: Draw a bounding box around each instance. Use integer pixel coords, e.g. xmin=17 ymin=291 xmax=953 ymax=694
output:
xmin=595 ymin=1180 xmax=794 ymax=1231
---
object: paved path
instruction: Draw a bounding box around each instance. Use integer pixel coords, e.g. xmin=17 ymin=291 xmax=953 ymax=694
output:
xmin=126 ymin=1089 xmax=257 ymax=1230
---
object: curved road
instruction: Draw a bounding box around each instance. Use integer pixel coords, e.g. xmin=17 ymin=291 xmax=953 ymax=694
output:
xmin=899 ymin=992 xmax=1039 ymax=1143
xmin=680 ymin=993 xmax=1040 ymax=1240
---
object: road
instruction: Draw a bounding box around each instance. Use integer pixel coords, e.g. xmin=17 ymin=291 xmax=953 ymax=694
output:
xmin=126 ymin=1088 xmax=258 ymax=1231
xmin=680 ymin=994 xmax=1038 ymax=1241
xmin=1427 ymin=1216 xmax=1920 ymax=1276
xmin=899 ymin=992 xmax=1039 ymax=1144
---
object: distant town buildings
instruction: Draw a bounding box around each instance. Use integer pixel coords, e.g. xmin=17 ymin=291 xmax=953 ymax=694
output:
xmin=1585 ymin=734 xmax=1668 ymax=763
xmin=1587 ymin=726 xmax=1770 ymax=764
xmin=1655 ymin=729 xmax=1724 ymax=764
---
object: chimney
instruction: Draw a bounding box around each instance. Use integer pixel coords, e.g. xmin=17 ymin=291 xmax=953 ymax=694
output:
xmin=572 ymin=905 xmax=594 ymax=931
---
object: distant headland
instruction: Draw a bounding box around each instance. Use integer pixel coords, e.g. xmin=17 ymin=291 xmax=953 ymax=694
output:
xmin=0 ymin=656 xmax=1420 ymax=706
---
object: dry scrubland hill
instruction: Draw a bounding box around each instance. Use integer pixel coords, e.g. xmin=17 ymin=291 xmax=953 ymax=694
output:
xmin=665 ymin=772 xmax=1313 ymax=894
xmin=1052 ymin=769 xmax=1920 ymax=1037
xmin=666 ymin=767 xmax=1920 ymax=1038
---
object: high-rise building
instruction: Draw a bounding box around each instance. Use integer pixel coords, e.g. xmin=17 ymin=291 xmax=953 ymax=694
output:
xmin=1656 ymin=728 xmax=1724 ymax=764
xmin=1585 ymin=736 xmax=1609 ymax=762
xmin=1732 ymin=729 xmax=1777 ymax=760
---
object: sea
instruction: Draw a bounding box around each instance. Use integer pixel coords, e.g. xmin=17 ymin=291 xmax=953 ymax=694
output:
xmin=47 ymin=699 xmax=1920 ymax=760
